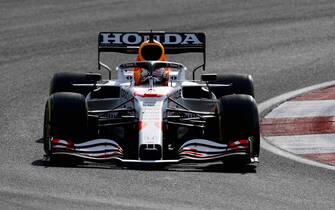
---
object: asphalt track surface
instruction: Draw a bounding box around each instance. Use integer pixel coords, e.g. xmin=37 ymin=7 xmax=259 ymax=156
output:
xmin=1 ymin=0 xmax=335 ymax=209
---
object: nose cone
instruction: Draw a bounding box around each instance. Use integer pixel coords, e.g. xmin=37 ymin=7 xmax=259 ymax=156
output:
xmin=139 ymin=144 xmax=162 ymax=160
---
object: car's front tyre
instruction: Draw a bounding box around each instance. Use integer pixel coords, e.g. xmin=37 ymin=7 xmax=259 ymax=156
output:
xmin=50 ymin=72 xmax=96 ymax=96
xmin=219 ymin=94 xmax=260 ymax=165
xmin=209 ymin=74 xmax=254 ymax=98
xmin=43 ymin=92 xmax=88 ymax=164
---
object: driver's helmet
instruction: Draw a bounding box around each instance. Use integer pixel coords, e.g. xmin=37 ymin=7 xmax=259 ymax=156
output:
xmin=134 ymin=40 xmax=170 ymax=86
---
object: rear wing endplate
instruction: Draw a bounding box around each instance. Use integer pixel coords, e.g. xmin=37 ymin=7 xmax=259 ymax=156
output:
xmin=98 ymin=31 xmax=206 ymax=79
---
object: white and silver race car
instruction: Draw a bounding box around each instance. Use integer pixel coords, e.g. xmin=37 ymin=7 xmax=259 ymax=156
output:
xmin=43 ymin=31 xmax=259 ymax=166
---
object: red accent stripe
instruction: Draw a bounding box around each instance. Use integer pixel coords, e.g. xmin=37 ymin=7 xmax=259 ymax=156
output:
xmin=52 ymin=138 xmax=61 ymax=144
xmin=134 ymin=92 xmax=164 ymax=97
xmin=155 ymin=121 xmax=163 ymax=130
xmin=138 ymin=121 xmax=143 ymax=130
xmin=239 ymin=140 xmax=249 ymax=144
xmin=94 ymin=152 xmax=123 ymax=158
xmin=180 ymin=151 xmax=205 ymax=157
xmin=228 ymin=140 xmax=249 ymax=147
xmin=303 ymin=153 xmax=335 ymax=166
xmin=293 ymin=86 xmax=335 ymax=101
xmin=261 ymin=117 xmax=335 ymax=136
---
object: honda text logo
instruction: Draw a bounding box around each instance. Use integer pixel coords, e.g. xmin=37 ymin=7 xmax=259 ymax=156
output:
xmin=100 ymin=33 xmax=203 ymax=45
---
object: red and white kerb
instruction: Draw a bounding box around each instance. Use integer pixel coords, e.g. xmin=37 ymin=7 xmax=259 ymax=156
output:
xmin=261 ymin=86 xmax=335 ymax=166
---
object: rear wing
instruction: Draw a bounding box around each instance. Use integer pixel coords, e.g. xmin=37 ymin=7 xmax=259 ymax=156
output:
xmin=98 ymin=31 xmax=206 ymax=79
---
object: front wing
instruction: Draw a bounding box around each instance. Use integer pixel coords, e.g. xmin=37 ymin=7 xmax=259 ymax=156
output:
xmin=48 ymin=137 xmax=258 ymax=164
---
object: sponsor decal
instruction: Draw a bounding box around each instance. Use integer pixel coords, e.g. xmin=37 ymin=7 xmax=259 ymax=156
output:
xmin=99 ymin=33 xmax=203 ymax=45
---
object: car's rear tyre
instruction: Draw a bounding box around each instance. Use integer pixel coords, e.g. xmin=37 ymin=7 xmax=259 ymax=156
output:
xmin=43 ymin=92 xmax=88 ymax=164
xmin=209 ymin=74 xmax=254 ymax=98
xmin=50 ymin=72 xmax=94 ymax=96
xmin=219 ymin=94 xmax=260 ymax=165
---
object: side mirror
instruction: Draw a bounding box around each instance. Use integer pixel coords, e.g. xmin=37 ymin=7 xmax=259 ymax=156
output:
xmin=85 ymin=73 xmax=102 ymax=83
xmin=201 ymin=74 xmax=217 ymax=82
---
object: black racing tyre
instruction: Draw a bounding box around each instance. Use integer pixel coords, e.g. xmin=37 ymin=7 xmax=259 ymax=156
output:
xmin=43 ymin=102 xmax=50 ymax=155
xmin=209 ymin=74 xmax=254 ymax=98
xmin=43 ymin=92 xmax=88 ymax=157
xmin=50 ymin=72 xmax=94 ymax=96
xmin=220 ymin=94 xmax=260 ymax=163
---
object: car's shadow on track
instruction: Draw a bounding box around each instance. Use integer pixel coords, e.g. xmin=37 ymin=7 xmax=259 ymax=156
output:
xmin=32 ymin=159 xmax=257 ymax=174
xmin=166 ymin=163 xmax=257 ymax=174
xmin=35 ymin=138 xmax=43 ymax=143
xmin=32 ymin=159 xmax=125 ymax=170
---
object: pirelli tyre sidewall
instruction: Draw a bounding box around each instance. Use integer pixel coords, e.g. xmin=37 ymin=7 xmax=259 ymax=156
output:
xmin=210 ymin=74 xmax=254 ymax=98
xmin=50 ymin=72 xmax=93 ymax=96
xmin=220 ymin=94 xmax=260 ymax=160
xmin=43 ymin=92 xmax=88 ymax=156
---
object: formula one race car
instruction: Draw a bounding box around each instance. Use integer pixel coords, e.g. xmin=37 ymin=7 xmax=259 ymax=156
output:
xmin=43 ymin=31 xmax=260 ymax=166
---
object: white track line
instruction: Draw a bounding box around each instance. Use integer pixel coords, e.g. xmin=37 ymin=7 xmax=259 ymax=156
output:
xmin=265 ymin=100 xmax=335 ymax=118
xmin=259 ymin=80 xmax=335 ymax=171
xmin=266 ymin=134 xmax=335 ymax=154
